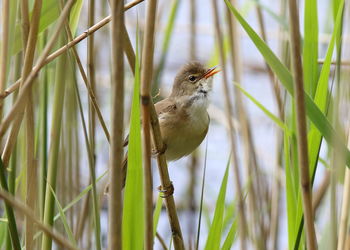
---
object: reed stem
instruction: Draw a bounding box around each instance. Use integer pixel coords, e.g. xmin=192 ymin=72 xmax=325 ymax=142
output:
xmin=140 ymin=0 xmax=158 ymax=248
xmin=108 ymin=0 xmax=125 ymax=249
xmin=212 ymin=1 xmax=247 ymax=249
xmin=288 ymin=0 xmax=317 ymax=249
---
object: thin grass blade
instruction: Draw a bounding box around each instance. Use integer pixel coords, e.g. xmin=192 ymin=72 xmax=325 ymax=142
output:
xmin=48 ymin=185 xmax=77 ymax=247
xmin=204 ymin=159 xmax=230 ymax=250
xmin=122 ymin=28 xmax=144 ymax=250
xmin=153 ymin=194 xmax=163 ymax=238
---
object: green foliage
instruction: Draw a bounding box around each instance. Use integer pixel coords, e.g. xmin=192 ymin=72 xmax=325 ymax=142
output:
xmin=13 ymin=0 xmax=60 ymax=54
xmin=204 ymin=159 xmax=230 ymax=250
xmin=303 ymin=0 xmax=319 ymax=97
xmin=153 ymin=194 xmax=163 ymax=238
xmin=122 ymin=28 xmax=144 ymax=250
xmin=69 ymin=0 xmax=84 ymax=35
xmin=48 ymin=185 xmax=78 ymax=247
xmin=224 ymin=0 xmax=350 ymax=168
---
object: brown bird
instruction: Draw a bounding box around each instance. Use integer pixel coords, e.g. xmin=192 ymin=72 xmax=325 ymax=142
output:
xmin=108 ymin=61 xmax=220 ymax=191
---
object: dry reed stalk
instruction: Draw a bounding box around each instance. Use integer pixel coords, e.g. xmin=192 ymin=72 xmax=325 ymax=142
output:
xmin=226 ymin=1 xmax=266 ymax=248
xmin=0 ymin=0 xmax=138 ymax=142
xmin=88 ymin=0 xmax=97 ymax=159
xmin=15 ymin=0 xmax=43 ymax=248
xmin=0 ymin=0 xmax=9 ymax=120
xmin=0 ymin=0 xmax=144 ymax=100
xmin=254 ymin=3 xmax=286 ymax=249
xmin=140 ymin=0 xmax=158 ymax=248
xmin=318 ymin=59 xmax=350 ymax=65
xmin=156 ymin=232 xmax=168 ymax=250
xmin=288 ymin=0 xmax=317 ymax=249
xmin=212 ymin=1 xmax=247 ymax=249
xmin=0 ymin=0 xmax=76 ymax=167
xmin=337 ymin=132 xmax=350 ymax=250
xmin=149 ymin=104 xmax=185 ymax=250
xmin=64 ymin=24 xmax=110 ymax=142
xmin=188 ymin=0 xmax=198 ymax=245
xmin=312 ymin=171 xmax=330 ymax=212
xmin=71 ymin=56 xmax=101 ymax=250
xmin=123 ymin=25 xmax=136 ymax=74
xmin=0 ymin=188 xmax=78 ymax=250
xmin=20 ymin=0 xmax=30 ymax=49
xmin=189 ymin=0 xmax=196 ymax=60
xmin=108 ymin=0 xmax=124 ymax=249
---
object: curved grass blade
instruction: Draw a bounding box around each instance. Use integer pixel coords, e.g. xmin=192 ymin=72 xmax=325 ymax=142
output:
xmin=153 ymin=194 xmax=163 ymax=238
xmin=0 ymin=158 xmax=21 ymax=249
xmin=234 ymin=82 xmax=290 ymax=134
xmin=224 ymin=0 xmax=350 ymax=168
xmin=196 ymin=138 xmax=209 ymax=250
xmin=221 ymin=217 xmax=237 ymax=250
xmin=303 ymin=0 xmax=319 ymax=97
xmin=33 ymin=170 xmax=108 ymax=241
xmin=69 ymin=0 xmax=84 ymax=35
xmin=204 ymin=158 xmax=230 ymax=250
xmin=48 ymin=184 xmax=78 ymax=247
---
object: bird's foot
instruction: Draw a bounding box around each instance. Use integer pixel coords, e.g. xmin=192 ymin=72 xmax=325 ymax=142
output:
xmin=152 ymin=144 xmax=167 ymax=157
xmin=158 ymin=182 xmax=174 ymax=198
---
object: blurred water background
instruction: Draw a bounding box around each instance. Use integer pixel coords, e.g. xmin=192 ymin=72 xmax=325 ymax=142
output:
xmin=72 ymin=0 xmax=339 ymax=249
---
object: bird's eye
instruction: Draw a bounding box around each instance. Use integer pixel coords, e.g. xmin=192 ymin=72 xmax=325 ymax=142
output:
xmin=189 ymin=75 xmax=196 ymax=82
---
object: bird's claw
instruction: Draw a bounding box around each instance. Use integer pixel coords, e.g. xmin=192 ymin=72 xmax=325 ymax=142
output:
xmin=152 ymin=144 xmax=167 ymax=157
xmin=158 ymin=182 xmax=174 ymax=198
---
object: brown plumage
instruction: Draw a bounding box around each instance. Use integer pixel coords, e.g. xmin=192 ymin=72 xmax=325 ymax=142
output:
xmin=106 ymin=62 xmax=219 ymax=191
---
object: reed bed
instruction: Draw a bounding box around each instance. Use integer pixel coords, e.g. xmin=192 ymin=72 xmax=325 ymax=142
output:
xmin=0 ymin=0 xmax=350 ymax=249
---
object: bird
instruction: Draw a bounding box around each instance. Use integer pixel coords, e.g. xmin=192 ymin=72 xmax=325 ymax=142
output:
xmin=153 ymin=61 xmax=219 ymax=161
xmin=107 ymin=61 xmax=220 ymax=191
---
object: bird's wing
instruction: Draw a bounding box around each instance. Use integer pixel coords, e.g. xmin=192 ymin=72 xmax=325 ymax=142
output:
xmin=155 ymin=98 xmax=177 ymax=116
xmin=122 ymin=99 xmax=175 ymax=147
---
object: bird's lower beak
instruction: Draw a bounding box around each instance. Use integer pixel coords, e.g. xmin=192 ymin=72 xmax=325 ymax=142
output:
xmin=203 ymin=66 xmax=221 ymax=79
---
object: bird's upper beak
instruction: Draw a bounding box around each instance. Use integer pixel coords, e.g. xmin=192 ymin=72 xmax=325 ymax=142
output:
xmin=203 ymin=66 xmax=221 ymax=79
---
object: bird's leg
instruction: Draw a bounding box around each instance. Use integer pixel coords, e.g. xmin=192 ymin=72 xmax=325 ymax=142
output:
xmin=158 ymin=182 xmax=174 ymax=198
xmin=151 ymin=143 xmax=167 ymax=157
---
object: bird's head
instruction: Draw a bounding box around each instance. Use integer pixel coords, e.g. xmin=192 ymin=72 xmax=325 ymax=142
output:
xmin=170 ymin=61 xmax=220 ymax=98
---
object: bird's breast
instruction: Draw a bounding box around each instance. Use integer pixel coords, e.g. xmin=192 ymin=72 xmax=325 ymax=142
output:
xmin=159 ymin=98 xmax=209 ymax=161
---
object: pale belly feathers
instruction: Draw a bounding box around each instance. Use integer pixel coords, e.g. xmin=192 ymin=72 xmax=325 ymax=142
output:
xmin=158 ymin=95 xmax=210 ymax=161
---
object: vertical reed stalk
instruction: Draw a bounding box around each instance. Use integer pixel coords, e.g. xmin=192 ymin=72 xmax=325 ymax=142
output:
xmin=88 ymin=0 xmax=96 ymax=155
xmin=39 ymin=31 xmax=49 ymax=221
xmin=212 ymin=1 xmax=247 ymax=248
xmin=189 ymin=0 xmax=196 ymax=60
xmin=72 ymin=59 xmax=101 ymax=250
xmin=338 ymin=135 xmax=350 ymax=250
xmin=20 ymin=0 xmax=30 ymax=49
xmin=108 ymin=0 xmax=124 ymax=249
xmin=41 ymin=35 xmax=67 ymax=250
xmin=255 ymin=3 xmax=285 ymax=249
xmin=0 ymin=0 xmax=76 ymax=165
xmin=15 ymin=0 xmax=42 ymax=248
xmin=187 ymin=1 xmax=198 ymax=245
xmin=0 ymin=188 xmax=78 ymax=250
xmin=0 ymin=157 xmax=21 ymax=249
xmin=150 ymin=104 xmax=185 ymax=250
xmin=140 ymin=0 xmax=158 ymax=248
xmin=288 ymin=1 xmax=317 ymax=249
xmin=0 ymin=0 xmax=9 ymax=120
xmin=0 ymin=0 xmax=145 ymax=100
xmin=226 ymin=1 xmax=266 ymax=248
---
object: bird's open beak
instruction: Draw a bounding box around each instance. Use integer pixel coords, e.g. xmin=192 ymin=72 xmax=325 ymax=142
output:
xmin=203 ymin=66 xmax=221 ymax=79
